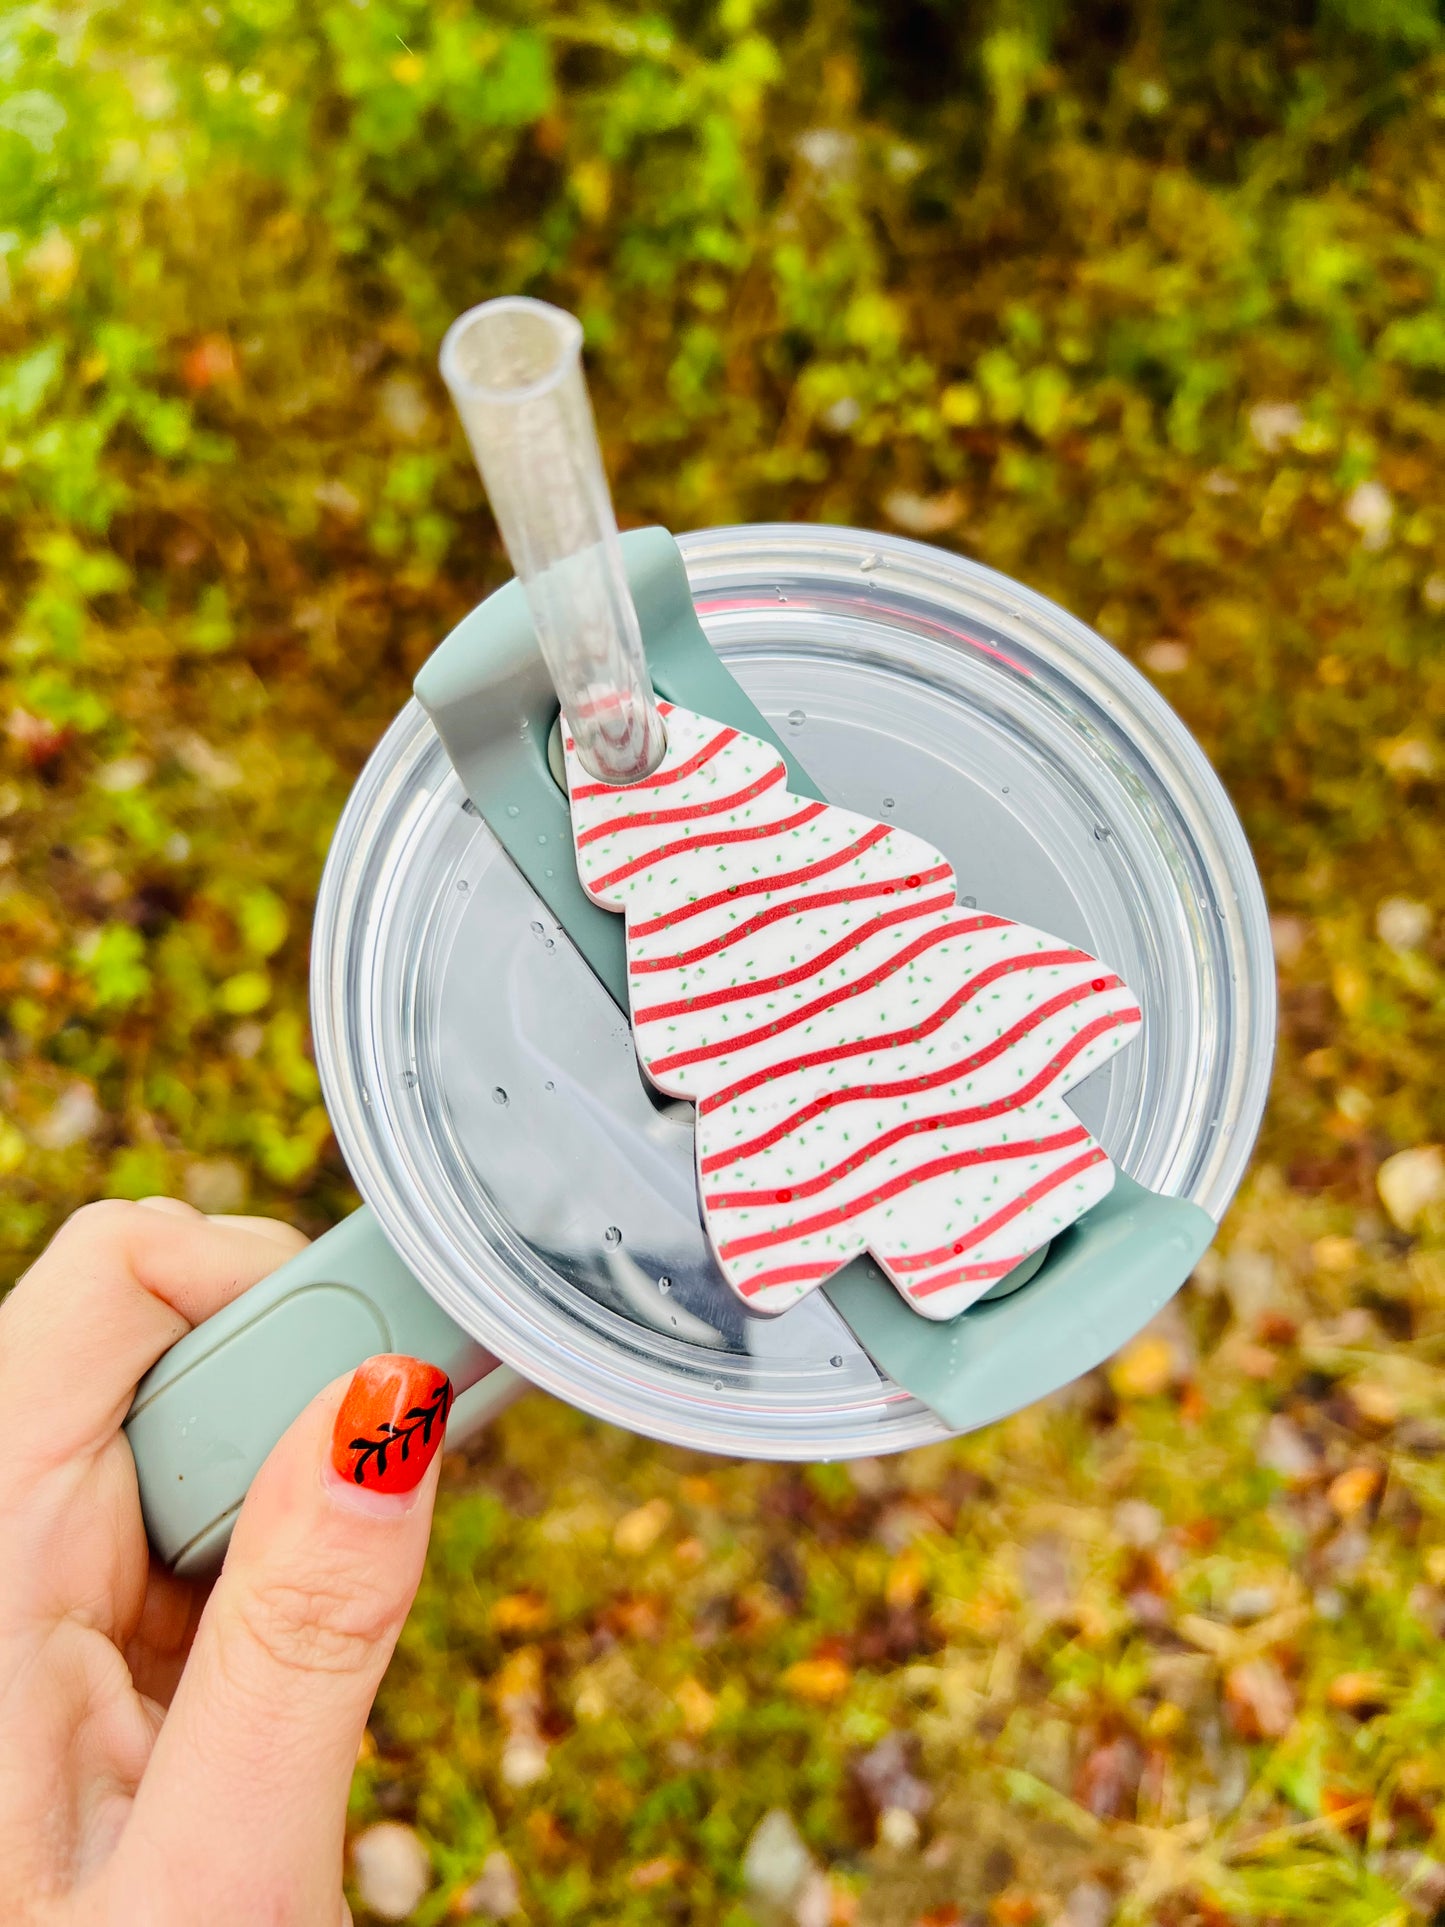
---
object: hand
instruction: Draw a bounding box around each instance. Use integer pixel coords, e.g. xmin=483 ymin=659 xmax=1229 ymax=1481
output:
xmin=0 ymin=1198 xmax=453 ymax=1926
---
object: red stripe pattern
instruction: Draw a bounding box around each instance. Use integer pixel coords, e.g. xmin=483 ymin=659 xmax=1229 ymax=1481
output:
xmin=565 ymin=702 xmax=1142 ymax=1320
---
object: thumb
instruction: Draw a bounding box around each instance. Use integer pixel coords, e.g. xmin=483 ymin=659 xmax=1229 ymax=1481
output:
xmin=127 ymin=1356 xmax=451 ymax=1923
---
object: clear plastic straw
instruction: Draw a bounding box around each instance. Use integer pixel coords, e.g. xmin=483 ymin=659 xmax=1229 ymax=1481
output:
xmin=440 ymin=297 xmax=665 ymax=786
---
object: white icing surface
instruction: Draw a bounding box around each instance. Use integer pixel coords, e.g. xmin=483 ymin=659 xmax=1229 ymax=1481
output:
xmin=565 ymin=702 xmax=1142 ymax=1320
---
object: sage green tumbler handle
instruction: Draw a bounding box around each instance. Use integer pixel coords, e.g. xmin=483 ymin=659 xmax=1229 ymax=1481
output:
xmin=124 ymin=1208 xmax=522 ymax=1578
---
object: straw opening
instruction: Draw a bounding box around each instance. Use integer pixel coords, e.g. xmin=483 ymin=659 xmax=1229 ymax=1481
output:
xmin=440 ymin=298 xmax=583 ymax=407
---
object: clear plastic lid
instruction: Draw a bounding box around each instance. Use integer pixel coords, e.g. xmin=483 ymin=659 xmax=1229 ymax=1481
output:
xmin=311 ymin=526 xmax=1274 ymax=1459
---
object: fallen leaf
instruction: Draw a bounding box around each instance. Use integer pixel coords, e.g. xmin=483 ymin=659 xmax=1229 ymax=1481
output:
xmin=1327 ymin=1465 xmax=1380 ymax=1519
xmin=628 ymin=1857 xmax=681 ymax=1890
xmin=1327 ymin=1671 xmax=1390 ymax=1714
xmin=1109 ymin=1335 xmax=1176 ymax=1399
xmin=783 ymin=1656 xmax=852 ymax=1703
xmin=1225 ymin=1657 xmax=1296 ymax=1739
xmin=613 ymin=1497 xmax=672 ymax=1555
xmin=181 ymin=334 xmax=237 ymax=390
xmin=675 ymin=1675 xmax=718 ymax=1735
xmin=490 ymin=1591 xmax=552 ymax=1637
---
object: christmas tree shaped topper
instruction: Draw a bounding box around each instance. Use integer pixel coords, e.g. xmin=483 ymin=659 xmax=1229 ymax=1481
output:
xmin=564 ymin=702 xmax=1143 ymax=1321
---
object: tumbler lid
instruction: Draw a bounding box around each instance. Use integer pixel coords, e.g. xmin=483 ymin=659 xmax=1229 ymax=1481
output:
xmin=310 ymin=525 xmax=1273 ymax=1458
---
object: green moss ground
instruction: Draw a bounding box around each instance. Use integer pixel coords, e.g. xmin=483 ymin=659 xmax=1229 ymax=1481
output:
xmin=2 ymin=3 xmax=1445 ymax=1920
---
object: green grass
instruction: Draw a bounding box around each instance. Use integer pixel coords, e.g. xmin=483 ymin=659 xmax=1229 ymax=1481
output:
xmin=2 ymin=2 xmax=1445 ymax=1920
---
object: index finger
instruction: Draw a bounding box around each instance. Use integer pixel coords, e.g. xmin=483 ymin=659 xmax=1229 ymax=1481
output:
xmin=0 ymin=1201 xmax=309 ymax=1480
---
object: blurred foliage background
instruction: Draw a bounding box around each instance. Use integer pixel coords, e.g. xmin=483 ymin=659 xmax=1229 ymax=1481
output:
xmin=3 ymin=0 xmax=1445 ymax=1921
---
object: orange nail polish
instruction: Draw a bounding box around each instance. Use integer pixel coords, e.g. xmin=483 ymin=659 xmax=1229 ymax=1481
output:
xmin=331 ymin=1356 xmax=452 ymax=1494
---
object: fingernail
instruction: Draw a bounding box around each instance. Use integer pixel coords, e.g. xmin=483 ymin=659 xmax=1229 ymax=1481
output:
xmin=330 ymin=1355 xmax=452 ymax=1496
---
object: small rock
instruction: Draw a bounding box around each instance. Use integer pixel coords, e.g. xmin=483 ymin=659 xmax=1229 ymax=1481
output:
xmin=1376 ymin=896 xmax=1432 ymax=952
xmin=96 ymin=755 xmax=153 ymax=793
xmin=314 ymin=477 xmax=363 ymax=521
xmin=1113 ymin=1499 xmax=1163 ymax=1548
xmin=878 ymin=1805 xmax=920 ymax=1851
xmin=1344 ymin=479 xmax=1393 ymax=549
xmin=853 ymin=1734 xmax=932 ymax=1818
xmin=173 ymin=731 xmax=241 ymax=790
xmin=1269 ymin=914 xmax=1308 ymax=966
xmin=1378 ymin=1145 xmax=1445 ymax=1233
xmin=795 ymin=128 xmax=857 ymax=175
xmin=33 ymin=1081 xmax=102 ymax=1151
xmin=1060 ymin=1880 xmax=1114 ymax=1927
xmin=794 ymin=1870 xmax=834 ymax=1927
xmin=379 ymin=373 xmax=430 ymax=440
xmin=847 ymin=1456 xmax=889 ymax=1496
xmin=500 ymin=1732 xmax=548 ymax=1788
xmin=1248 ymin=401 xmax=1303 ymax=452
xmin=183 ymin=1156 xmax=247 ymax=1215
xmin=1222 ymin=1248 xmax=1280 ymax=1323
xmin=882 ymin=487 xmax=963 ymax=536
xmin=1141 ymin=640 xmax=1189 ymax=674
xmin=1224 ymin=1584 xmax=1277 ymax=1623
xmin=1257 ymin=1414 xmax=1320 ymax=1482
xmin=457 ymin=1849 xmax=522 ymax=1918
xmin=351 ymin=1821 xmax=432 ymax=1921
xmin=743 ymin=1809 xmax=815 ymax=1908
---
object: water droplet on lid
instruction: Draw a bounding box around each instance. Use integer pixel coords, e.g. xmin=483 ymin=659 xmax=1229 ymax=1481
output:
xmin=401 ymin=1070 xmax=418 ymax=1089
xmin=787 ymin=709 xmax=805 ymax=729
xmin=775 ymin=586 xmax=787 ymax=602
xmin=830 ymin=1354 xmax=844 ymax=1367
xmin=461 ymin=798 xmax=480 ymax=816
xmin=456 ymin=878 xmax=469 ymax=893
xmin=536 ymin=833 xmax=547 ymax=844
xmin=905 ymin=873 xmax=920 ymax=888
xmin=713 ymin=1379 xmax=724 ymax=1391
xmin=860 ymin=552 xmax=880 ymax=573
xmin=491 ymin=1086 xmax=508 ymax=1106
xmin=505 ymin=804 xmax=520 ymax=818
xmin=776 ymin=1188 xmax=793 ymax=1203
xmin=530 ymin=920 xmax=544 ymax=936
xmin=543 ymin=868 xmax=555 ymax=878
xmin=1091 ymin=977 xmax=1106 ymax=992
xmin=543 ymin=1079 xmax=555 ymax=1092
xmin=962 ymin=894 xmax=977 ymax=908
xmin=1001 ymin=784 xmax=1010 ymax=794
xmin=544 ymin=938 xmax=555 ymax=950
xmin=658 ymin=1275 xmax=672 ymax=1293
xmin=604 ymin=1225 xmax=622 ymax=1247
xmin=1094 ymin=824 xmax=1112 ymax=841
xmin=882 ymin=797 xmax=895 ymax=812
